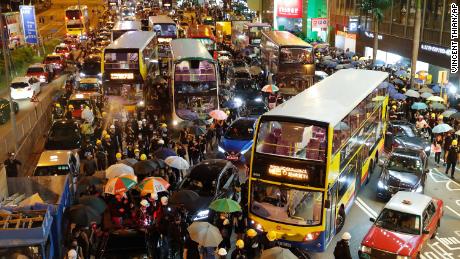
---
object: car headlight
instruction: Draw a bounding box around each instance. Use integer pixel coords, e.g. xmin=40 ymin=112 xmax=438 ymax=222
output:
xmin=172 ymin=120 xmax=178 ymax=126
xmin=425 ymin=146 xmax=431 ymax=152
xmin=79 ymin=72 xmax=85 ymax=77
xmin=233 ymin=97 xmax=243 ymax=107
xmin=415 ymin=185 xmax=423 ymax=193
xmin=361 ymin=245 xmax=372 ymax=254
xmin=218 ymin=146 xmax=225 ymax=153
xmin=377 ymin=180 xmax=387 ymax=190
xmin=396 ymin=256 xmax=410 ymax=259
xmin=254 ymin=97 xmax=262 ymax=102
xmin=137 ymin=100 xmax=145 ymax=107
xmin=97 ymin=73 xmax=102 ymax=77
xmin=193 ymin=209 xmax=209 ymax=221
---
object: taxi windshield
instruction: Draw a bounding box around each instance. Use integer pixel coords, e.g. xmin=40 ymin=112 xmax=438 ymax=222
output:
xmin=375 ymin=208 xmax=421 ymax=235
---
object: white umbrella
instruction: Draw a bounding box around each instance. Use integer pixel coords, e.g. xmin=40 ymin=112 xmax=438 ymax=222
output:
xmin=404 ymin=89 xmax=420 ymax=98
xmin=165 ymin=156 xmax=190 ymax=170
xmin=81 ymin=108 xmax=94 ymax=123
xmin=432 ymin=123 xmax=453 ymax=134
xmin=105 ymin=163 xmax=135 ymax=179
xmin=427 ymin=96 xmax=445 ymax=102
xmin=187 ymin=222 xmax=223 ymax=247
xmin=261 ymin=247 xmax=298 ymax=259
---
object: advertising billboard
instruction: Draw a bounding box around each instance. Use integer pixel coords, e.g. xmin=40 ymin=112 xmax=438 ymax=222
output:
xmin=276 ymin=0 xmax=303 ymax=19
xmin=19 ymin=5 xmax=38 ymax=44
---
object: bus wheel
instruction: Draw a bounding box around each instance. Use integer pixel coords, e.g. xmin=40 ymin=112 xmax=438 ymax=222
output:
xmin=336 ymin=206 xmax=346 ymax=233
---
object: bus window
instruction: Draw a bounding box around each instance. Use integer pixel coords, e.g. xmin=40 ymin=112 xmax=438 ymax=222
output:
xmin=104 ymin=52 xmax=139 ymax=69
xmin=256 ymin=121 xmax=327 ymax=161
xmin=280 ymin=48 xmax=313 ymax=65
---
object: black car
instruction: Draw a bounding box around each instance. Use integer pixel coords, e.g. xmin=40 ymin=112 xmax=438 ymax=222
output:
xmin=0 ymin=98 xmax=19 ymax=124
xmin=176 ymin=159 xmax=240 ymax=221
xmin=45 ymin=119 xmax=81 ymax=150
xmin=385 ymin=120 xmax=431 ymax=155
xmin=377 ymin=148 xmax=428 ymax=200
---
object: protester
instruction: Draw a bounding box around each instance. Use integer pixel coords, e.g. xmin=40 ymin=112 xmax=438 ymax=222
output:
xmin=4 ymin=152 xmax=21 ymax=177
xmin=445 ymin=139 xmax=459 ymax=178
xmin=333 ymin=232 xmax=353 ymax=259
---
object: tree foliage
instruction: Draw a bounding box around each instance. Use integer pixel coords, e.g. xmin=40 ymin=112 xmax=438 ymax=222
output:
xmin=360 ymin=0 xmax=392 ymax=22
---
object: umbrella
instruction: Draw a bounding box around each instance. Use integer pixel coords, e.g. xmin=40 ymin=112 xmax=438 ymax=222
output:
xmin=394 ymin=70 xmax=409 ymax=78
xmin=68 ymin=204 xmax=101 ymax=226
xmin=119 ymin=158 xmax=138 ymax=167
xmin=374 ymin=60 xmax=385 ymax=67
xmin=249 ymin=66 xmax=262 ymax=75
xmin=442 ymin=109 xmax=457 ymax=117
xmin=420 ymin=92 xmax=433 ymax=99
xmin=187 ymin=222 xmax=223 ymax=247
xmin=431 ymin=84 xmax=441 ymax=94
xmin=413 ymin=78 xmax=424 ymax=84
xmin=390 ymin=93 xmax=407 ymax=100
xmin=404 ymin=89 xmax=420 ymax=98
xmin=431 ymin=102 xmax=446 ymax=111
xmin=451 ymin=112 xmax=460 ymax=120
xmin=137 ymin=177 xmax=170 ymax=195
xmin=209 ymin=198 xmax=241 ymax=213
xmin=392 ymin=78 xmax=405 ymax=86
xmin=351 ymin=60 xmax=359 ymax=67
xmin=78 ymin=176 xmax=103 ymax=186
xmin=335 ymin=64 xmax=346 ymax=70
xmin=322 ymin=55 xmax=332 ymax=60
xmin=456 ymin=130 xmax=460 ymax=136
xmin=178 ymin=120 xmax=194 ymax=128
xmin=261 ymin=84 xmax=279 ymax=93
xmin=104 ymin=175 xmax=137 ymax=195
xmin=432 ymin=123 xmax=453 ymax=134
xmin=261 ymin=247 xmax=298 ymax=259
xmin=165 ymin=156 xmax=190 ymax=170
xmin=81 ymin=108 xmax=94 ymax=123
xmin=411 ymin=102 xmax=428 ymax=110
xmin=419 ymin=86 xmax=433 ymax=93
xmin=396 ymin=59 xmax=411 ymax=67
xmin=153 ymin=147 xmax=177 ymax=160
xmin=326 ymin=61 xmax=338 ymax=68
xmin=150 ymin=158 xmax=166 ymax=169
xmin=133 ymin=160 xmax=158 ymax=176
xmin=78 ymin=196 xmax=107 ymax=214
xmin=427 ymin=96 xmax=444 ymax=102
xmin=345 ymin=51 xmax=355 ymax=58
xmin=105 ymin=164 xmax=135 ymax=179
xmin=209 ymin=110 xmax=228 ymax=120
xmin=190 ymin=125 xmax=206 ymax=136
xmin=170 ymin=190 xmax=200 ymax=205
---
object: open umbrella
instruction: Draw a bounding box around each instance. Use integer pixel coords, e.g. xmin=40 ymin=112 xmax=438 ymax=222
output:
xmin=456 ymin=130 xmax=460 ymax=136
xmin=104 ymin=175 xmax=137 ymax=195
xmin=442 ymin=109 xmax=457 ymax=118
xmin=392 ymin=78 xmax=405 ymax=86
xmin=432 ymin=123 xmax=453 ymax=134
xmin=451 ymin=112 xmax=460 ymax=120
xmin=413 ymin=78 xmax=424 ymax=84
xmin=261 ymin=84 xmax=279 ymax=93
xmin=411 ymin=102 xmax=428 ymax=110
xmin=170 ymin=190 xmax=200 ymax=205
xmin=119 ymin=158 xmax=138 ymax=167
xmin=78 ymin=196 xmax=107 ymax=214
xmin=165 ymin=156 xmax=190 ymax=170
xmin=69 ymin=204 xmax=101 ymax=226
xmin=209 ymin=198 xmax=241 ymax=213
xmin=419 ymin=86 xmax=433 ymax=93
xmin=404 ymin=89 xmax=420 ymax=98
xmin=420 ymin=92 xmax=433 ymax=99
xmin=190 ymin=125 xmax=207 ymax=136
xmin=326 ymin=61 xmax=338 ymax=68
xmin=105 ymin=164 xmax=135 ymax=179
xmin=427 ymin=96 xmax=444 ymax=102
xmin=261 ymin=247 xmax=298 ymax=259
xmin=390 ymin=93 xmax=407 ymax=100
xmin=345 ymin=51 xmax=355 ymax=58
xmin=209 ymin=110 xmax=228 ymax=120
xmin=187 ymin=222 xmax=223 ymax=247
xmin=133 ymin=160 xmax=158 ymax=176
xmin=431 ymin=84 xmax=441 ymax=94
xmin=153 ymin=147 xmax=177 ymax=160
xmin=137 ymin=177 xmax=170 ymax=195
xmin=394 ymin=70 xmax=409 ymax=78
xmin=431 ymin=102 xmax=446 ymax=111
xmin=150 ymin=158 xmax=166 ymax=169
xmin=322 ymin=55 xmax=332 ymax=60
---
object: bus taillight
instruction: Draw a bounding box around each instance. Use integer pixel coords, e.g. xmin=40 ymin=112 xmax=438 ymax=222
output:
xmin=303 ymin=232 xmax=321 ymax=241
xmin=80 ymin=16 xmax=83 ymax=20
xmin=65 ymin=17 xmax=68 ymax=21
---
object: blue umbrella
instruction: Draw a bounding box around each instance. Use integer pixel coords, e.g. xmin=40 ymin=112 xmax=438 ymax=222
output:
xmin=411 ymin=102 xmax=428 ymax=110
xmin=153 ymin=147 xmax=177 ymax=160
xmin=394 ymin=70 xmax=409 ymax=78
xmin=327 ymin=61 xmax=338 ymax=68
xmin=387 ymin=86 xmax=398 ymax=94
xmin=374 ymin=60 xmax=385 ymax=67
xmin=351 ymin=61 xmax=359 ymax=67
xmin=379 ymin=82 xmax=395 ymax=89
xmin=345 ymin=51 xmax=355 ymax=58
xmin=391 ymin=93 xmax=407 ymax=100
xmin=413 ymin=78 xmax=424 ymax=84
xmin=396 ymin=59 xmax=411 ymax=67
xmin=432 ymin=123 xmax=453 ymax=134
xmin=392 ymin=78 xmax=405 ymax=86
xmin=431 ymin=84 xmax=441 ymax=94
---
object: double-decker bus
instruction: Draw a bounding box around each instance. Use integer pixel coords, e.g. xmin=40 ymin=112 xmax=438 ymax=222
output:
xmin=111 ymin=20 xmax=141 ymax=41
xmin=65 ymin=5 xmax=89 ymax=37
xmin=186 ymin=24 xmax=216 ymax=53
xmin=149 ymin=15 xmax=177 ymax=64
xmin=244 ymin=22 xmax=271 ymax=47
xmin=102 ymin=31 xmax=158 ymax=97
xmin=260 ymin=31 xmax=315 ymax=95
xmin=248 ymin=69 xmax=389 ymax=252
xmin=169 ymin=39 xmax=219 ymax=126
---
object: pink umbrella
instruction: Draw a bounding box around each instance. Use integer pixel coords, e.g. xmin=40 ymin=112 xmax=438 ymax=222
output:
xmin=209 ymin=110 xmax=228 ymax=120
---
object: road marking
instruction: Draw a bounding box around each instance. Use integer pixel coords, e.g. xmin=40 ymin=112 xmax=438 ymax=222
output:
xmin=355 ymin=197 xmax=378 ymax=218
xmin=445 ymin=206 xmax=460 ymax=218
xmin=428 ymin=240 xmax=456 ymax=259
xmin=431 ymin=168 xmax=460 ymax=191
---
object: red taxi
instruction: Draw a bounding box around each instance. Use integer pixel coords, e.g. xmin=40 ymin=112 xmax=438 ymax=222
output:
xmin=359 ymin=191 xmax=443 ymax=259
xmin=54 ymin=43 xmax=72 ymax=59
xmin=43 ymin=54 xmax=66 ymax=73
xmin=26 ymin=63 xmax=53 ymax=83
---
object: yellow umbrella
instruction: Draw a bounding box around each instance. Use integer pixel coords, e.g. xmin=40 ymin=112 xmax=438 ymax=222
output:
xmin=427 ymin=96 xmax=445 ymax=102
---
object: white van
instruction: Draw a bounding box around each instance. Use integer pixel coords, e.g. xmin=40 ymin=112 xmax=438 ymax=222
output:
xmin=33 ymin=150 xmax=80 ymax=177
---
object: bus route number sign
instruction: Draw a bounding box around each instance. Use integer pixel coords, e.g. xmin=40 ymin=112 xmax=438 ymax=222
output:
xmin=111 ymin=73 xmax=134 ymax=80
xmin=268 ymin=165 xmax=309 ymax=181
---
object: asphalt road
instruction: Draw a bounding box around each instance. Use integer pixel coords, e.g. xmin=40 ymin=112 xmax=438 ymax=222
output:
xmin=311 ymin=152 xmax=460 ymax=259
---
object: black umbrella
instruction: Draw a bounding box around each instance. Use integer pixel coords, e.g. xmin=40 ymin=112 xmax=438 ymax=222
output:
xmin=190 ymin=125 xmax=206 ymax=136
xmin=150 ymin=158 xmax=166 ymax=169
xmin=78 ymin=176 xmax=103 ymax=186
xmin=154 ymin=147 xmax=177 ymax=160
xmin=451 ymin=112 xmax=460 ymax=120
xmin=133 ymin=160 xmax=158 ymax=176
xmin=78 ymin=196 xmax=107 ymax=214
xmin=69 ymin=204 xmax=101 ymax=226
xmin=120 ymin=158 xmax=138 ymax=167
xmin=170 ymin=190 xmax=200 ymax=205
xmin=75 ymin=183 xmax=103 ymax=198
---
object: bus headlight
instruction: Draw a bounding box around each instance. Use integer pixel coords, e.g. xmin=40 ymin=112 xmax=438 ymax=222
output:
xmin=218 ymin=146 xmax=225 ymax=153
xmin=303 ymin=232 xmax=320 ymax=241
xmin=234 ymin=97 xmax=243 ymax=107
xmin=172 ymin=120 xmax=178 ymax=126
xmin=254 ymin=97 xmax=262 ymax=102
xmin=361 ymin=245 xmax=372 ymax=254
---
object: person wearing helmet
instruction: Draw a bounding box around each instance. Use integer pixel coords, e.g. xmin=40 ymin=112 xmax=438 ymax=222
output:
xmin=217 ymin=248 xmax=227 ymax=259
xmin=445 ymin=139 xmax=459 ymax=178
xmin=65 ymin=104 xmax=74 ymax=120
xmin=333 ymin=232 xmax=352 ymax=259
xmin=231 ymin=239 xmax=247 ymax=259
xmin=116 ymin=152 xmax=122 ymax=161
xmin=140 ymin=154 xmax=147 ymax=161
xmin=95 ymin=139 xmax=107 ymax=170
xmin=216 ymin=213 xmax=232 ymax=250
xmin=53 ymin=103 xmax=63 ymax=120
xmin=261 ymin=231 xmax=278 ymax=250
xmin=244 ymin=229 xmax=260 ymax=258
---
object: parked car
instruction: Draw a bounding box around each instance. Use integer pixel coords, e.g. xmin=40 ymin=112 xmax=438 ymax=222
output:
xmin=10 ymin=76 xmax=41 ymax=100
xmin=44 ymin=119 xmax=81 ymax=150
xmin=385 ymin=120 xmax=431 ymax=155
xmin=359 ymin=191 xmax=443 ymax=259
xmin=377 ymin=148 xmax=428 ymax=200
xmin=0 ymin=98 xmax=19 ymax=124
xmin=26 ymin=63 xmax=53 ymax=83
xmin=176 ymin=159 xmax=240 ymax=221
xmin=218 ymin=117 xmax=257 ymax=163
xmin=43 ymin=54 xmax=66 ymax=73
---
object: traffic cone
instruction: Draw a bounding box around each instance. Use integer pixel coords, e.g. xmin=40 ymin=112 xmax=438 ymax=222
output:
xmin=31 ymin=91 xmax=39 ymax=102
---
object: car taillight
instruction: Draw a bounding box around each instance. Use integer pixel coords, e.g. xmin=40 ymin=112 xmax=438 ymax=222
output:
xmin=303 ymin=232 xmax=321 ymax=241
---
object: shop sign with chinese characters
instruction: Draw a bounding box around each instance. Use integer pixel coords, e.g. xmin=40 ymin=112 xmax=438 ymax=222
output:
xmin=312 ymin=18 xmax=328 ymax=29
xmin=276 ymin=0 xmax=303 ymax=19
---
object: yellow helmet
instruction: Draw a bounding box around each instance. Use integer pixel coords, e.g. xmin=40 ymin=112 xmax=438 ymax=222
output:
xmin=140 ymin=154 xmax=147 ymax=160
xmin=392 ymin=105 xmax=397 ymax=110
xmin=68 ymin=104 xmax=74 ymax=109
xmin=438 ymin=115 xmax=444 ymax=120
xmin=104 ymin=134 xmax=111 ymax=139
xmin=453 ymin=140 xmax=458 ymax=146
xmin=236 ymin=239 xmax=244 ymax=249
xmin=116 ymin=153 xmax=122 ymax=159
xmin=267 ymin=231 xmax=277 ymax=241
xmin=161 ymin=123 xmax=167 ymax=128
xmin=102 ymin=111 xmax=107 ymax=117
xmin=96 ymin=139 xmax=102 ymax=145
xmin=246 ymin=229 xmax=257 ymax=237
xmin=134 ymin=148 xmax=140 ymax=153
xmin=225 ymin=110 xmax=231 ymax=115
xmin=401 ymin=88 xmax=406 ymax=92
xmin=102 ymin=130 xmax=108 ymax=136
xmin=55 ymin=103 xmax=61 ymax=108
xmin=431 ymin=113 xmax=436 ymax=118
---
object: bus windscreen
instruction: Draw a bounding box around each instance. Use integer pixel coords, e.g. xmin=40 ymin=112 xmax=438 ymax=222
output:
xmin=66 ymin=10 xmax=81 ymax=20
xmin=280 ymin=47 xmax=314 ymax=65
xmin=153 ymin=24 xmax=177 ymax=38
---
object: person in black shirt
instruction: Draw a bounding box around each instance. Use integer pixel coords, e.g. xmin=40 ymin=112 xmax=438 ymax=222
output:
xmin=333 ymin=232 xmax=352 ymax=259
xmin=4 ymin=152 xmax=21 ymax=177
xmin=445 ymin=139 xmax=460 ymax=178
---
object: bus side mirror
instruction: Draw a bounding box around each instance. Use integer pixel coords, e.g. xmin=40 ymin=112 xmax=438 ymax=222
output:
xmin=370 ymin=217 xmax=375 ymax=222
xmin=324 ymin=200 xmax=331 ymax=209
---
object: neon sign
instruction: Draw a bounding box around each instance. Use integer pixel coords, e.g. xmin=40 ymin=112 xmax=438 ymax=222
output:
xmin=111 ymin=73 xmax=134 ymax=80
xmin=268 ymin=165 xmax=309 ymax=181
